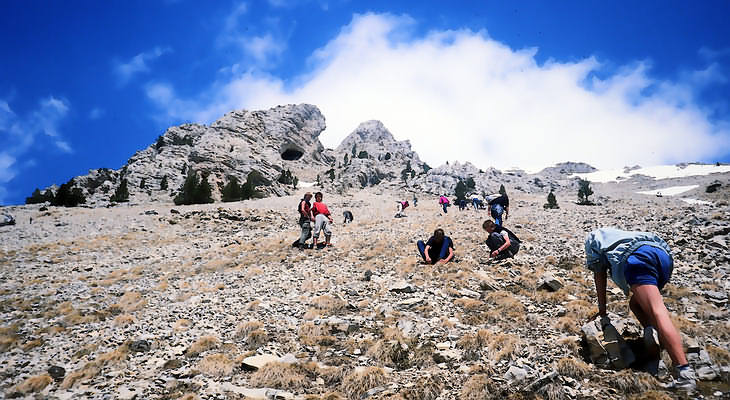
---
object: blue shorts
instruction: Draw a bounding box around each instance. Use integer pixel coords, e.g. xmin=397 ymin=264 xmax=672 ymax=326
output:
xmin=624 ymin=245 xmax=673 ymax=290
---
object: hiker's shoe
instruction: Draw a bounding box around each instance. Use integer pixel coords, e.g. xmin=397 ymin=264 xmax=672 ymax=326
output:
xmin=664 ymin=365 xmax=697 ymax=392
xmin=643 ymin=326 xmax=660 ymax=357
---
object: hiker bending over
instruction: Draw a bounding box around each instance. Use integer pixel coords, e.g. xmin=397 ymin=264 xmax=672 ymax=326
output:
xmin=343 ymin=210 xmax=353 ymax=224
xmin=311 ymin=192 xmax=333 ymax=248
xmin=417 ymin=228 xmax=454 ymax=264
xmin=395 ymin=201 xmax=409 ymax=218
xmin=294 ymin=192 xmax=313 ymax=249
xmin=438 ymin=194 xmax=450 ymax=214
xmin=472 ymin=197 xmax=482 ymax=210
xmin=585 ymin=228 xmax=696 ymax=392
xmin=483 ymin=220 xmax=520 ymax=260
xmin=488 ymin=193 xmax=509 ymax=226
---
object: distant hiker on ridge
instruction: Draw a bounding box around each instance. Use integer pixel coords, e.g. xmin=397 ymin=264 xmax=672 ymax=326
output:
xmin=483 ymin=220 xmax=520 ymax=260
xmin=311 ymin=192 xmax=333 ymax=248
xmin=417 ymin=228 xmax=455 ymax=265
xmin=488 ymin=192 xmax=509 ymax=226
xmin=395 ymin=200 xmax=409 ymax=218
xmin=585 ymin=228 xmax=696 ymax=392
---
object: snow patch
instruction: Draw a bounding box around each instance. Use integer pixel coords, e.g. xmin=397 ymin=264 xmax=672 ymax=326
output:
xmin=572 ymin=164 xmax=730 ymax=183
xmin=298 ymin=181 xmax=316 ymax=188
xmin=636 ymin=185 xmax=698 ymax=196
xmin=682 ymin=198 xmax=713 ymax=206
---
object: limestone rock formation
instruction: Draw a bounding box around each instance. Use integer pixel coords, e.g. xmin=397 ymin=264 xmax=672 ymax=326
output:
xmin=328 ymin=120 xmax=427 ymax=191
xmin=42 ymin=104 xmax=333 ymax=205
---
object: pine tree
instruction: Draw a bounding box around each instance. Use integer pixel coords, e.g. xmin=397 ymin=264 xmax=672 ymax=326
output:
xmin=52 ymin=179 xmax=86 ymax=207
xmin=465 ymin=177 xmax=476 ymax=190
xmin=174 ymin=170 xmax=200 ymax=205
xmin=293 ymin=176 xmax=299 ymax=189
xmin=499 ymin=184 xmax=507 ymax=196
xmin=328 ymin=169 xmax=335 ymax=181
xmin=26 ymin=188 xmax=54 ymax=204
xmin=544 ymin=190 xmax=559 ymax=209
xmin=110 ymin=179 xmax=130 ymax=203
xmin=221 ymin=176 xmax=241 ymax=202
xmin=139 ymin=178 xmax=146 ymax=189
xmin=194 ymin=174 xmax=214 ymax=204
xmin=160 ymin=176 xmax=168 ymax=190
xmin=455 ymin=180 xmax=468 ymax=201
xmin=577 ymin=179 xmax=594 ymax=205
xmin=343 ymin=154 xmax=349 ymax=166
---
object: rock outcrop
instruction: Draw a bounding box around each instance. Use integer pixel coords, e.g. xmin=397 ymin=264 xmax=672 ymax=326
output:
xmin=327 ymin=121 xmax=427 ymax=191
xmin=43 ymin=104 xmax=333 ymax=205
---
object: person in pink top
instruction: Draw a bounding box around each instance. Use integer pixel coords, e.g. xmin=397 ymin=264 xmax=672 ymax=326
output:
xmin=311 ymin=192 xmax=333 ymax=248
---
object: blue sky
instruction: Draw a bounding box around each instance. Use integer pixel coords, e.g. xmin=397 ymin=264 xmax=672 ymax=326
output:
xmin=1 ymin=0 xmax=730 ymax=205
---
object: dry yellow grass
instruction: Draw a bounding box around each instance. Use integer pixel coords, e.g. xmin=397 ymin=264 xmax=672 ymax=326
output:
xmin=553 ymin=316 xmax=579 ymax=334
xmin=14 ymin=374 xmax=52 ymax=394
xmin=707 ymin=344 xmax=730 ymax=365
xmin=173 ymin=319 xmax=193 ymax=331
xmin=608 ymin=370 xmax=657 ymax=394
xmin=460 ymin=374 xmax=502 ymax=400
xmin=185 ymin=335 xmax=220 ymax=357
xmin=486 ymin=332 xmax=519 ymax=362
xmin=341 ymin=367 xmax=387 ymax=400
xmin=113 ymin=314 xmax=135 ymax=327
xmin=627 ymin=391 xmax=674 ymax=400
xmin=197 ymin=353 xmax=234 ymax=376
xmin=112 ymin=291 xmax=147 ymax=313
xmin=62 ymin=342 xmax=129 ymax=388
xmin=555 ymin=357 xmax=590 ymax=379
xmin=299 ymin=322 xmax=336 ymax=346
xmin=235 ymin=320 xmax=263 ymax=339
xmin=311 ymin=294 xmax=347 ymax=314
xmin=249 ymin=362 xmax=308 ymax=391
xmin=22 ymin=339 xmax=44 ymax=351
xmin=398 ymin=374 xmax=443 ymax=400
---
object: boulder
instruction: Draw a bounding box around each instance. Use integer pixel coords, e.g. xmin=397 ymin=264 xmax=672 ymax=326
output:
xmin=581 ymin=317 xmax=635 ymax=370
xmin=538 ymin=273 xmax=563 ymax=292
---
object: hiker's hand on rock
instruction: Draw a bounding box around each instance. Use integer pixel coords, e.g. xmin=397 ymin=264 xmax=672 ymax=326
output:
xmin=490 ymin=250 xmax=499 ymax=258
xmin=425 ymin=256 xmax=432 ymax=263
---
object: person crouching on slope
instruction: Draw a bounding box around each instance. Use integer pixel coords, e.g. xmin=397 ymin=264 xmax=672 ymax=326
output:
xmin=482 ymin=220 xmax=521 ymax=260
xmin=585 ymin=228 xmax=696 ymax=392
xmin=311 ymin=192 xmax=333 ymax=248
xmin=416 ymin=228 xmax=455 ymax=265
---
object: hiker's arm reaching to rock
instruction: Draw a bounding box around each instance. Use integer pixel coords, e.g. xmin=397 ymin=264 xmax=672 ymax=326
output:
xmin=438 ymin=246 xmax=454 ymax=264
xmin=490 ymin=232 xmax=511 ymax=257
xmin=594 ymin=269 xmax=608 ymax=317
xmin=424 ymin=245 xmax=432 ymax=263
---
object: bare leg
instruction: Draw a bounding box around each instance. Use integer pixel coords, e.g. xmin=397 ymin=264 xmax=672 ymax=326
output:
xmin=629 ymin=295 xmax=652 ymax=328
xmin=630 ymin=284 xmax=688 ymax=366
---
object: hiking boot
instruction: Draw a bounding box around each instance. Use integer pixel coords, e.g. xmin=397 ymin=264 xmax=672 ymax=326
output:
xmin=643 ymin=326 xmax=660 ymax=357
xmin=663 ymin=365 xmax=697 ymax=392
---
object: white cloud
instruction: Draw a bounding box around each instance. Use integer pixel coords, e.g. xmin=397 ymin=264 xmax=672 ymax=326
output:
xmin=0 ymin=96 xmax=71 ymax=203
xmin=218 ymin=2 xmax=286 ymax=67
xmin=241 ymin=34 xmax=285 ymax=64
xmin=114 ymin=47 xmax=171 ymax=85
xmin=147 ymin=13 xmax=730 ymax=171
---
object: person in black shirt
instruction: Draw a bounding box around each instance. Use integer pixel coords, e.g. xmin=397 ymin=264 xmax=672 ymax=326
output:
xmin=483 ymin=220 xmax=520 ymax=260
xmin=416 ymin=228 xmax=455 ymax=264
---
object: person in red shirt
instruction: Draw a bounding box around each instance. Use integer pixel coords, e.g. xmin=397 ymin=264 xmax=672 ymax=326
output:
xmin=311 ymin=192 xmax=333 ymax=248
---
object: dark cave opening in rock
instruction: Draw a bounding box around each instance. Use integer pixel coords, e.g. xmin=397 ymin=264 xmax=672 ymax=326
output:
xmin=281 ymin=148 xmax=304 ymax=161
